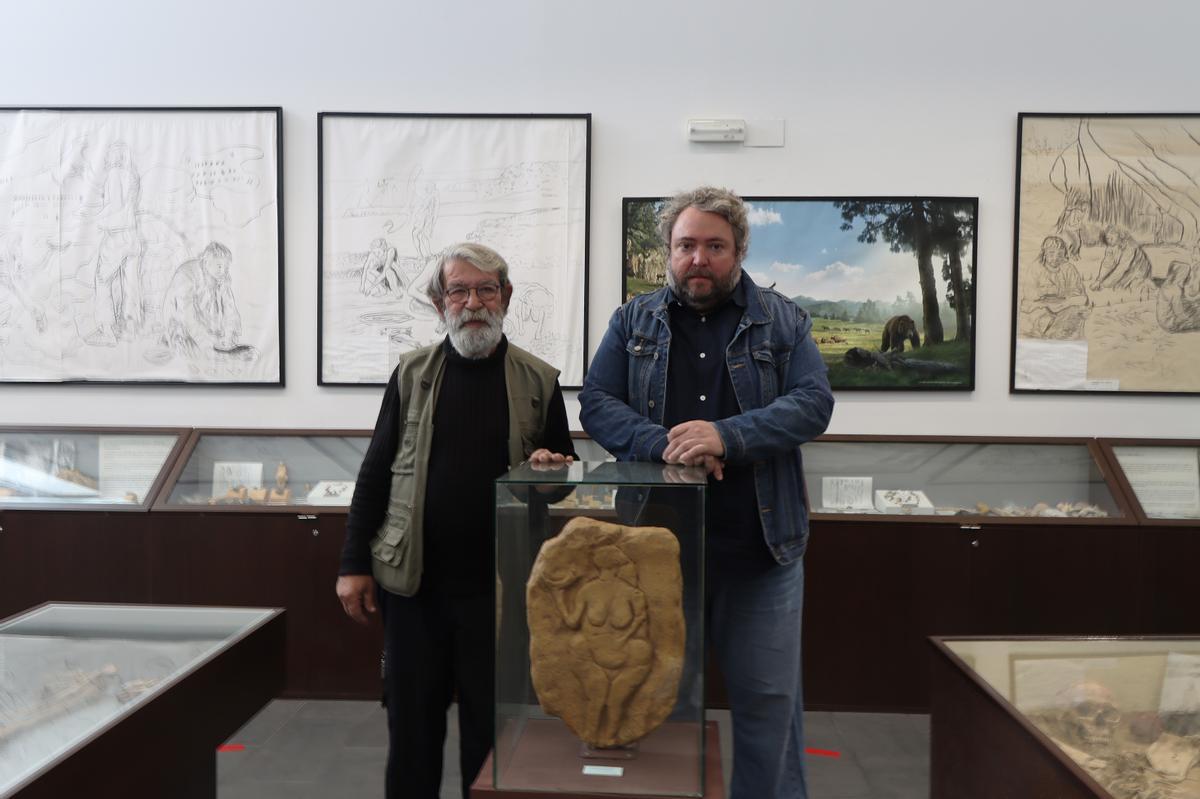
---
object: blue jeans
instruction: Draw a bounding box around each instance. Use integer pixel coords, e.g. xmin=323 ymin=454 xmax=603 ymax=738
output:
xmin=710 ymin=557 xmax=807 ymax=799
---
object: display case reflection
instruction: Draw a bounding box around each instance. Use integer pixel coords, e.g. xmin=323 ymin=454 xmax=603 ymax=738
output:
xmin=805 ymin=440 xmax=1121 ymax=518
xmin=0 ymin=432 xmax=178 ymax=506
xmin=163 ymin=434 xmax=367 ymax=508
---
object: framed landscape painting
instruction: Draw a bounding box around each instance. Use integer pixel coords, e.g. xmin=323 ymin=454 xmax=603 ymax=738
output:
xmin=0 ymin=107 xmax=283 ymax=384
xmin=623 ymin=196 xmax=977 ymax=390
xmin=319 ymin=113 xmax=591 ymax=387
xmin=1012 ymin=113 xmax=1200 ymax=394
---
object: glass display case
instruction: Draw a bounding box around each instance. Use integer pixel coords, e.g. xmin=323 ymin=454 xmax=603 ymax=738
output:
xmin=492 ymin=461 xmax=709 ymax=797
xmin=0 ymin=427 xmax=187 ymax=511
xmin=0 ymin=602 xmax=284 ymax=798
xmin=931 ymin=636 xmax=1200 ymax=799
xmin=156 ymin=428 xmax=370 ymax=511
xmin=1100 ymin=439 xmax=1200 ymax=523
xmin=804 ymin=436 xmax=1132 ymax=522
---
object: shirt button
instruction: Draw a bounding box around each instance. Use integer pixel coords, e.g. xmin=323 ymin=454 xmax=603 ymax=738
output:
xmin=634 ymin=344 xmax=642 ymax=352
xmin=700 ymin=394 xmax=707 ymax=401
xmin=648 ymin=400 xmax=656 ymax=408
xmin=701 ymin=316 xmax=707 ymax=323
xmin=699 ymin=353 xmax=706 ymax=359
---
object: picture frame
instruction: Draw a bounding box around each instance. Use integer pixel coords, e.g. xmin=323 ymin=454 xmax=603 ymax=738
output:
xmin=1011 ymin=113 xmax=1200 ymax=395
xmin=0 ymin=107 xmax=284 ymax=385
xmin=318 ymin=113 xmax=591 ymax=387
xmin=622 ymin=196 xmax=977 ymax=391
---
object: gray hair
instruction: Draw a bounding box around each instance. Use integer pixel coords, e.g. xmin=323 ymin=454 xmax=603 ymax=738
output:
xmin=657 ymin=186 xmax=750 ymax=264
xmin=426 ymin=242 xmax=511 ymax=306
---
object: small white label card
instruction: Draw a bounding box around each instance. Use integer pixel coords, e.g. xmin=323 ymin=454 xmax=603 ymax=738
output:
xmin=821 ymin=476 xmax=874 ymax=511
xmin=582 ymin=765 xmax=624 ymax=777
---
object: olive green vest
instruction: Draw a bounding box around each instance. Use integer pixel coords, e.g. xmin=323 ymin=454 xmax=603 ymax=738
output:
xmin=370 ymin=341 xmax=559 ymax=596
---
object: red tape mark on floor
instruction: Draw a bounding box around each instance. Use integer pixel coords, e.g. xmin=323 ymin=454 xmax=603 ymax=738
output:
xmin=217 ymin=744 xmax=246 ymax=753
xmin=805 ymin=747 xmax=841 ymax=758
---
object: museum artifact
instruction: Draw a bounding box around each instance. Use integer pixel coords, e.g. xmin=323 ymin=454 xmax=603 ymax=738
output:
xmin=623 ymin=195 xmax=978 ymax=391
xmin=526 ymin=516 xmax=685 ymax=750
xmin=268 ymin=461 xmax=292 ymax=504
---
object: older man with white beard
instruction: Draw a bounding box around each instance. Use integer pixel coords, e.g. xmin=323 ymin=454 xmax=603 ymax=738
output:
xmin=337 ymin=242 xmax=575 ymax=799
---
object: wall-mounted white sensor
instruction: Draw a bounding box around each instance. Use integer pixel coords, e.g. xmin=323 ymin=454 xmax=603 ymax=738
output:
xmin=686 ymin=119 xmax=746 ymax=142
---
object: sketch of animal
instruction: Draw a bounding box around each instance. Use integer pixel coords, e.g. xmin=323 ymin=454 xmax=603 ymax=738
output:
xmin=880 ymin=315 xmax=920 ymax=352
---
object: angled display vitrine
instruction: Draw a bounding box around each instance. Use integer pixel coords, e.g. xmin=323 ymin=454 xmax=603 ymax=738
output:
xmin=0 ymin=602 xmax=284 ymax=799
xmin=487 ymin=461 xmax=714 ymax=797
xmin=152 ymin=429 xmax=377 ymax=698
xmin=930 ymin=635 xmax=1200 ymax=799
xmin=0 ymin=426 xmax=189 ymax=619
xmin=1099 ymin=439 xmax=1200 ymax=640
xmin=799 ymin=436 xmax=1140 ymax=713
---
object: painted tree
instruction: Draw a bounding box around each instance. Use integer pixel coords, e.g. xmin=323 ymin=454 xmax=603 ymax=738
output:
xmin=835 ymin=200 xmax=944 ymax=345
xmin=931 ymin=201 xmax=976 ymax=342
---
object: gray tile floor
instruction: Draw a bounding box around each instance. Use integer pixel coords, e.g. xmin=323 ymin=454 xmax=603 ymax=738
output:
xmin=218 ymin=700 xmax=930 ymax=798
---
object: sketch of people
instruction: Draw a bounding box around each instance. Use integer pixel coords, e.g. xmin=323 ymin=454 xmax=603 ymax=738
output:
xmin=81 ymin=142 xmax=145 ymax=346
xmin=1020 ymin=236 xmax=1091 ymax=340
xmin=1092 ymin=226 xmax=1153 ymax=297
xmin=1156 ymin=244 xmax=1200 ymax=333
xmin=160 ymin=241 xmax=253 ymax=360
xmin=0 ymin=234 xmax=52 ymax=335
xmin=358 ymin=238 xmax=404 ymax=297
xmin=1054 ymin=200 xmax=1101 ymax=259
xmin=549 ymin=545 xmax=653 ymax=743
xmin=510 ymin=282 xmax=554 ymax=340
xmin=410 ymin=179 xmax=439 ymax=259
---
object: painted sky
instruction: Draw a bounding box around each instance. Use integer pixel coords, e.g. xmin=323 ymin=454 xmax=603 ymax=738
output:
xmin=741 ymin=200 xmax=949 ymax=305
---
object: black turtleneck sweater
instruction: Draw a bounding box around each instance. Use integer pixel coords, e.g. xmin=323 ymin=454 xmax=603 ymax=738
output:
xmin=340 ymin=337 xmax=574 ymax=595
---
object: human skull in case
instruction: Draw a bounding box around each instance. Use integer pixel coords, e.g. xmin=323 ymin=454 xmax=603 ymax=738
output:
xmin=1048 ymin=681 xmax=1123 ymax=749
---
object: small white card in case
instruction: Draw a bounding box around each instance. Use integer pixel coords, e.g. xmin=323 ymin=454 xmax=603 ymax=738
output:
xmin=581 ymin=765 xmax=624 ymax=777
xmin=874 ymin=489 xmax=935 ymax=514
xmin=821 ymin=476 xmax=874 ymax=511
xmin=306 ymin=480 xmax=356 ymax=506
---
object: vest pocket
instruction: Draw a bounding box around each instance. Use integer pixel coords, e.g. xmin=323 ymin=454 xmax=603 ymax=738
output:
xmin=372 ymin=495 xmax=413 ymax=566
xmin=394 ymin=421 xmax=420 ymax=475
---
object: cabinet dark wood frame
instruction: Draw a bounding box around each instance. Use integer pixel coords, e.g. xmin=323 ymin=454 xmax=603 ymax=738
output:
xmin=0 ymin=426 xmax=190 ymax=621
xmin=802 ymin=435 xmax=1143 ymax=713
xmin=150 ymin=427 xmax=381 ymax=699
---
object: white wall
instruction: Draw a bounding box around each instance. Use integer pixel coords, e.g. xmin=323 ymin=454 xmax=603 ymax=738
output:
xmin=2 ymin=0 xmax=1197 ymax=438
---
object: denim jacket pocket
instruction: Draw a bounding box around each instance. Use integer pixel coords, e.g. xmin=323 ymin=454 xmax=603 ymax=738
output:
xmin=751 ymin=347 xmax=780 ymax=404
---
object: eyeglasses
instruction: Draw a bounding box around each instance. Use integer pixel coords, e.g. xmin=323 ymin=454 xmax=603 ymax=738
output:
xmin=445 ymin=283 xmax=501 ymax=304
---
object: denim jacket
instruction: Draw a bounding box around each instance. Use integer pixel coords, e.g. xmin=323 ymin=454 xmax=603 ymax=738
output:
xmin=579 ymin=272 xmax=834 ymax=563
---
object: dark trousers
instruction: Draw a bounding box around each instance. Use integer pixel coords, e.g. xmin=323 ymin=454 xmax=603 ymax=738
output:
xmin=379 ymin=587 xmax=494 ymax=799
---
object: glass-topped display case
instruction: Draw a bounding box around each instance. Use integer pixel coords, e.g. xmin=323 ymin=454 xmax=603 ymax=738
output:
xmin=492 ymin=461 xmax=709 ymax=797
xmin=931 ymin=636 xmax=1200 ymax=799
xmin=156 ymin=428 xmax=370 ymax=511
xmin=1100 ymin=439 xmax=1200 ymax=524
xmin=0 ymin=427 xmax=187 ymax=511
xmin=804 ymin=436 xmax=1132 ymax=522
xmin=0 ymin=602 xmax=284 ymax=798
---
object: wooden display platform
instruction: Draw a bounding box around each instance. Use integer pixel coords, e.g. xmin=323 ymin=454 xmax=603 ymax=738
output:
xmin=472 ymin=719 xmax=724 ymax=798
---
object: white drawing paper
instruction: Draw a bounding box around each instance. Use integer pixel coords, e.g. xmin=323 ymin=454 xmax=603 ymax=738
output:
xmin=320 ymin=114 xmax=589 ymax=385
xmin=0 ymin=108 xmax=281 ymax=383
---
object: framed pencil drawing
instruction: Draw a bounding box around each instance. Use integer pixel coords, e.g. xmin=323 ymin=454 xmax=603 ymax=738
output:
xmin=318 ymin=113 xmax=591 ymax=387
xmin=623 ymin=196 xmax=977 ymax=391
xmin=1012 ymin=113 xmax=1200 ymax=394
xmin=0 ymin=107 xmax=283 ymax=385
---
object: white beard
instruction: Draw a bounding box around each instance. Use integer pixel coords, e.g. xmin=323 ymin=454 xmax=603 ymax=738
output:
xmin=446 ymin=306 xmax=505 ymax=359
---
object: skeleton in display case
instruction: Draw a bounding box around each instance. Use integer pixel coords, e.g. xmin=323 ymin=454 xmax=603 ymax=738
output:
xmin=1027 ymin=681 xmax=1200 ymax=798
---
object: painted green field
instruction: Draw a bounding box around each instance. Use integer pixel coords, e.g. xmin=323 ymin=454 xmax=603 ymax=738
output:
xmin=811 ymin=316 xmax=972 ymax=389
